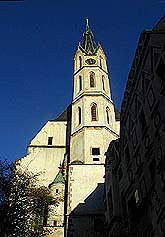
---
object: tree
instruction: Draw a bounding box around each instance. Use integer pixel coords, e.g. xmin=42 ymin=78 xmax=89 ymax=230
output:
xmin=0 ymin=159 xmax=57 ymax=236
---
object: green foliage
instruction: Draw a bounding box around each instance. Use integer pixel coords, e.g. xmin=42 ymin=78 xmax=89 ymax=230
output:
xmin=0 ymin=160 xmax=57 ymax=237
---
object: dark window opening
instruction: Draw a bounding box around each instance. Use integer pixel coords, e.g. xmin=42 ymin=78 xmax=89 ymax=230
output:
xmin=79 ymin=56 xmax=82 ymax=69
xmin=100 ymin=56 xmax=102 ymax=68
xmin=78 ymin=107 xmax=81 ymax=125
xmin=93 ymin=157 xmax=99 ymax=161
xmin=54 ymin=220 xmax=57 ymax=226
xmin=92 ymin=148 xmax=100 ymax=155
xmin=48 ymin=137 xmax=53 ymax=145
xmin=106 ymin=107 xmax=110 ymax=124
xmin=102 ymin=76 xmax=105 ymax=91
xmin=56 ymin=189 xmax=58 ymax=194
xmin=79 ymin=75 xmax=82 ymax=91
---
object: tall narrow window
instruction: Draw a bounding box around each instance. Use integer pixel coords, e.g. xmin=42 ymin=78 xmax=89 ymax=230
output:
xmin=79 ymin=56 xmax=82 ymax=69
xmin=100 ymin=56 xmax=102 ymax=68
xmin=78 ymin=107 xmax=81 ymax=125
xmin=91 ymin=103 xmax=97 ymax=121
xmin=48 ymin=137 xmax=53 ymax=145
xmin=106 ymin=107 xmax=110 ymax=124
xmin=90 ymin=72 xmax=95 ymax=87
xmin=102 ymin=75 xmax=105 ymax=91
xmin=79 ymin=75 xmax=82 ymax=91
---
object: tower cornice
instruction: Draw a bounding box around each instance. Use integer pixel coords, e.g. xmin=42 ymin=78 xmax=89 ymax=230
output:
xmin=73 ymin=65 xmax=109 ymax=76
xmin=72 ymin=92 xmax=113 ymax=105
xmin=71 ymin=125 xmax=119 ymax=138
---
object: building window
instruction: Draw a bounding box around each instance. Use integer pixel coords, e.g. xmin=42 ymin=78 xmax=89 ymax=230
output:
xmin=93 ymin=157 xmax=99 ymax=161
xmin=90 ymin=71 xmax=95 ymax=87
xmin=54 ymin=220 xmax=57 ymax=226
xmin=79 ymin=75 xmax=82 ymax=91
xmin=79 ymin=56 xmax=82 ymax=69
xmin=106 ymin=107 xmax=110 ymax=124
xmin=91 ymin=103 xmax=97 ymax=121
xmin=100 ymin=56 xmax=102 ymax=68
xmin=92 ymin=148 xmax=100 ymax=155
xmin=78 ymin=107 xmax=81 ymax=125
xmin=56 ymin=189 xmax=58 ymax=194
xmin=102 ymin=75 xmax=105 ymax=91
xmin=48 ymin=137 xmax=53 ymax=145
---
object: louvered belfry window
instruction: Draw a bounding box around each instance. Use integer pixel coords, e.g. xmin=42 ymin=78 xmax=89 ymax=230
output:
xmin=90 ymin=72 xmax=95 ymax=87
xmin=91 ymin=104 xmax=97 ymax=121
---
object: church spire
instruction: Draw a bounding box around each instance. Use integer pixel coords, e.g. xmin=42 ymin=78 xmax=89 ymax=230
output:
xmin=80 ymin=18 xmax=98 ymax=55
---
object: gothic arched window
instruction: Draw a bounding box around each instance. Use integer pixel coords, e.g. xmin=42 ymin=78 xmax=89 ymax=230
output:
xmin=78 ymin=107 xmax=81 ymax=125
xmin=91 ymin=103 xmax=97 ymax=121
xmin=79 ymin=56 xmax=82 ymax=69
xmin=79 ymin=75 xmax=82 ymax=91
xmin=90 ymin=72 xmax=95 ymax=87
xmin=102 ymin=75 xmax=105 ymax=91
xmin=106 ymin=107 xmax=110 ymax=124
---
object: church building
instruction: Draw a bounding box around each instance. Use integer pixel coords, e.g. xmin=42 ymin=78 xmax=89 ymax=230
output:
xmin=17 ymin=19 xmax=120 ymax=237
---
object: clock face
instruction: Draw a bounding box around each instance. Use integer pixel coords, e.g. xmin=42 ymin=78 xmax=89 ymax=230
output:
xmin=85 ymin=58 xmax=96 ymax=65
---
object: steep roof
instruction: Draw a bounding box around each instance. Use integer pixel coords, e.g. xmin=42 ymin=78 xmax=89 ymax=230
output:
xmin=153 ymin=16 xmax=165 ymax=31
xmin=53 ymin=171 xmax=65 ymax=184
xmin=79 ymin=18 xmax=98 ymax=55
xmin=49 ymin=170 xmax=65 ymax=187
xmin=54 ymin=108 xmax=68 ymax=121
xmin=51 ymin=104 xmax=71 ymax=122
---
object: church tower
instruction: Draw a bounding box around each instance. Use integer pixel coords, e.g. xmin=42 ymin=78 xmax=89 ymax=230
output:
xmin=16 ymin=18 xmax=120 ymax=237
xmin=67 ymin=19 xmax=120 ymax=237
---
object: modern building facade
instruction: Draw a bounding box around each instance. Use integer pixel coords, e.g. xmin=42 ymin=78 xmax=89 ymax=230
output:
xmin=105 ymin=16 xmax=165 ymax=237
xmin=16 ymin=19 xmax=120 ymax=237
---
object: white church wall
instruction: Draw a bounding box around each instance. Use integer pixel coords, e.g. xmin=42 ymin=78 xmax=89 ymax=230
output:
xmin=17 ymin=121 xmax=67 ymax=187
xmin=67 ymin=164 xmax=105 ymax=214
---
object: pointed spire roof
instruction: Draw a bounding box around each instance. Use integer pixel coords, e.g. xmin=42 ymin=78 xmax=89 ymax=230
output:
xmin=49 ymin=165 xmax=65 ymax=187
xmin=53 ymin=171 xmax=65 ymax=184
xmin=153 ymin=16 xmax=165 ymax=31
xmin=80 ymin=18 xmax=98 ymax=55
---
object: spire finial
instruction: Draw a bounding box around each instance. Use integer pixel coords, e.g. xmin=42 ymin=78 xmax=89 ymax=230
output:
xmin=81 ymin=18 xmax=97 ymax=55
xmin=86 ymin=17 xmax=89 ymax=31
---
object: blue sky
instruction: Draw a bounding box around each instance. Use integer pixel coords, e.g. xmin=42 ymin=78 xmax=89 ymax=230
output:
xmin=0 ymin=0 xmax=164 ymax=162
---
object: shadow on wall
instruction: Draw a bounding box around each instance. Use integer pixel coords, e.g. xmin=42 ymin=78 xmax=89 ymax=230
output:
xmin=67 ymin=183 xmax=105 ymax=237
